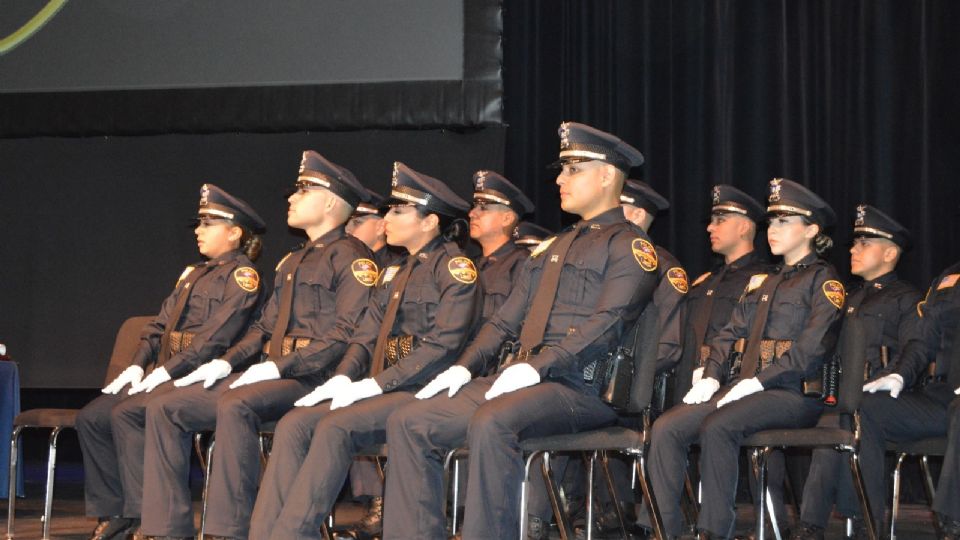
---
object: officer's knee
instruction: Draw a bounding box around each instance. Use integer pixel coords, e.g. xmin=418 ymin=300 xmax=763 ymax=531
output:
xmin=76 ymin=403 xmax=107 ymax=433
xmin=697 ymin=412 xmax=734 ymax=445
xmin=216 ymin=390 xmax=253 ymax=422
xmin=466 ymin=402 xmax=506 ymax=443
xmin=273 ymin=408 xmax=320 ymax=448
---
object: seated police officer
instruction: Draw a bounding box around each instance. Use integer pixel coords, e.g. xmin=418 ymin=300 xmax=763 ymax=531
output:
xmin=791 ymin=205 xmax=920 ymax=539
xmin=382 ymin=121 xmax=659 ymax=540
xmin=642 ymin=179 xmax=845 ymax=539
xmin=79 ymin=184 xmax=265 ymax=540
xmin=856 ymin=256 xmax=960 ymax=538
xmin=347 ymin=187 xmax=404 ymax=269
xmin=515 ymin=221 xmax=553 ymax=252
xmin=247 ymin=162 xmax=481 ymax=540
xmin=138 ymin=152 xmax=375 ymax=540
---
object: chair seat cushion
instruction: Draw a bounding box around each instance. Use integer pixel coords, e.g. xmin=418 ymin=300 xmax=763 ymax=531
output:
xmin=886 ymin=437 xmax=947 ymax=456
xmin=357 ymin=444 xmax=387 ymax=456
xmin=521 ymin=426 xmax=644 ymax=453
xmin=743 ymin=427 xmax=855 ymax=448
xmin=15 ymin=408 xmax=79 ymax=428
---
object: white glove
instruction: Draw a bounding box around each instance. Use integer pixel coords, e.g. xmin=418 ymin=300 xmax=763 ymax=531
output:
xmin=174 ymin=359 xmax=231 ymax=389
xmin=954 ymin=386 xmax=959 ymax=395
xmin=294 ymin=375 xmax=351 ymax=407
xmin=330 ymin=378 xmax=383 ymax=410
xmin=863 ymin=373 xmax=905 ymax=399
xmin=683 ymin=377 xmax=720 ymax=405
xmin=485 ymin=363 xmax=540 ymax=400
xmin=691 ymin=367 xmax=704 ymax=386
xmin=229 ymin=361 xmax=281 ymax=389
xmin=128 ymin=366 xmax=170 ymax=395
xmin=102 ymin=365 xmax=144 ymax=394
xmin=717 ymin=377 xmax=764 ymax=408
xmin=416 ymin=366 xmax=472 ymax=399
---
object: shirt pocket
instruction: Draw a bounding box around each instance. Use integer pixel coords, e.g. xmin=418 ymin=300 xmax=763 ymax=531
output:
xmin=293 ymin=263 xmax=334 ymax=320
xmin=766 ymin=285 xmax=809 ymax=339
xmin=555 ymin=250 xmax=607 ymax=310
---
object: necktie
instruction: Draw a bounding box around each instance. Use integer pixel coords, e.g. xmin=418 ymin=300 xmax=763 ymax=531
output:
xmin=370 ymin=255 xmax=417 ymax=376
xmin=737 ymin=268 xmax=787 ymax=379
xmin=518 ymin=225 xmax=581 ymax=350
xmin=690 ymin=265 xmax=729 ymax=354
xmin=158 ymin=262 xmax=211 ymax=362
xmin=267 ymin=243 xmax=316 ymax=359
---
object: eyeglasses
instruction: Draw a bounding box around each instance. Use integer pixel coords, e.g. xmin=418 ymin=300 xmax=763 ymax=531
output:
xmin=293 ymin=180 xmax=326 ymax=194
xmin=471 ymin=201 xmax=509 ymax=213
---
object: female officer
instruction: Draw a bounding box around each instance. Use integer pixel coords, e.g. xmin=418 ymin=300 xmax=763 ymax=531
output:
xmin=642 ymin=178 xmax=845 ymax=539
xmin=76 ymin=184 xmax=265 ymax=540
xmin=248 ymin=162 xmax=482 ymax=540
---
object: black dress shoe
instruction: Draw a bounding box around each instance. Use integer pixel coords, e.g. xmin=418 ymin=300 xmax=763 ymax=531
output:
xmin=91 ymin=517 xmax=139 ymax=540
xmin=347 ymin=496 xmax=384 ymax=539
xmin=789 ymin=521 xmax=824 ymax=540
xmin=527 ymin=515 xmax=549 ymax=540
xmin=938 ymin=512 xmax=960 ymax=540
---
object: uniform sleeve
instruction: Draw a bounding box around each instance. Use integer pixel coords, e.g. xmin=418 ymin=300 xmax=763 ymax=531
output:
xmin=454 ymin=260 xmax=534 ymax=376
xmin=526 ymin=234 xmax=658 ymax=378
xmin=218 ymin=270 xmax=283 ymax=368
xmin=333 ymin=277 xmax=390 ymax=380
xmin=373 ymin=259 xmax=482 ymax=391
xmin=161 ymin=268 xmax=262 ymax=377
xmin=129 ymin=284 xmax=182 ymax=369
xmin=653 ymin=266 xmax=686 ymax=373
xmin=756 ymin=269 xmax=844 ymax=389
xmin=892 ymin=286 xmax=938 ymax=387
xmin=274 ymin=247 xmax=374 ymax=377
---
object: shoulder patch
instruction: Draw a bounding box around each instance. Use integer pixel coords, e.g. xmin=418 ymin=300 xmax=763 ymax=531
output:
xmin=176 ymin=265 xmax=196 ymax=287
xmin=448 ymin=257 xmax=478 ymax=284
xmin=530 ymin=236 xmax=557 ymax=258
xmin=632 ymin=238 xmax=658 ymax=272
xmin=937 ymin=274 xmax=960 ymax=290
xmin=822 ymin=280 xmax=845 ymax=310
xmin=380 ymin=265 xmax=401 ymax=285
xmin=667 ymin=267 xmax=689 ymax=294
xmin=275 ymin=252 xmax=293 ymax=272
xmin=691 ymin=271 xmax=712 ymax=288
xmin=233 ymin=267 xmax=260 ymax=292
xmin=744 ymin=274 xmax=768 ymax=294
xmin=351 ymin=258 xmax=379 ymax=287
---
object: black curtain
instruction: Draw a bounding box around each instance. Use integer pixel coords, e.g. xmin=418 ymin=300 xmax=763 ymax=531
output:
xmin=503 ymin=0 xmax=960 ymax=287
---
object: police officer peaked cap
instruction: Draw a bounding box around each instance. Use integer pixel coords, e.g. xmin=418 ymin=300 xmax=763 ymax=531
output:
xmin=766 ymin=178 xmax=836 ymax=229
xmin=298 ymin=150 xmax=369 ymax=208
xmin=353 ymin=188 xmax=388 ymax=218
xmin=621 ymin=179 xmax=669 ymax=215
xmin=198 ymin=183 xmax=266 ymax=234
xmin=472 ymin=170 xmax=535 ymax=215
xmin=389 ymin=162 xmax=470 ymax=218
xmin=852 ymin=204 xmax=911 ymax=249
xmin=711 ymin=184 xmax=765 ymax=223
xmin=551 ymin=121 xmax=645 ymax=172
xmin=515 ymin=221 xmax=553 ymax=247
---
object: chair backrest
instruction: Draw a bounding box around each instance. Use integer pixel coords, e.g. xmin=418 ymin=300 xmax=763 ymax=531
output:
xmin=102 ymin=316 xmax=155 ymax=385
xmin=626 ymin=303 xmax=660 ymax=414
xmin=835 ymin=316 xmax=867 ymax=416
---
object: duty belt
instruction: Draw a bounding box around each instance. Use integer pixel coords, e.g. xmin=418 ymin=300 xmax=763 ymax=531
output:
xmin=168 ymin=331 xmax=195 ymax=354
xmin=385 ymin=335 xmax=416 ymax=366
xmin=264 ymin=336 xmax=312 ymax=357
xmin=759 ymin=339 xmax=793 ymax=371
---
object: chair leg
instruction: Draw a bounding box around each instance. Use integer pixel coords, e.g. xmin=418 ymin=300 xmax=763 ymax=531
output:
xmin=519 ymin=450 xmax=542 ymax=540
xmin=451 ymin=457 xmax=461 ymax=535
xmin=199 ymin=438 xmax=215 ymax=540
xmin=682 ymin=468 xmax=700 ymax=526
xmin=636 ymin=453 xmax=666 ymax=540
xmin=540 ymin=451 xmax=574 ymax=540
xmin=890 ymin=452 xmax=906 ymax=540
xmin=41 ymin=427 xmax=64 ymax=540
xmin=752 ymin=448 xmax=767 ymax=540
xmin=6 ymin=425 xmax=23 ymax=540
xmin=598 ymin=451 xmax=629 ymax=538
xmin=848 ymin=451 xmax=877 ymax=540
xmin=919 ymin=455 xmax=944 ymax=539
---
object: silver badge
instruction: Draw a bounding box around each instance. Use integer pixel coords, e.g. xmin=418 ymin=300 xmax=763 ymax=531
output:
xmin=200 ymin=184 xmax=210 ymax=207
xmin=559 ymin=122 xmax=571 ymax=149
xmin=475 ymin=170 xmax=487 ymax=191
xmin=298 ymin=151 xmax=308 ymax=173
xmin=769 ymin=178 xmax=783 ymax=203
xmin=712 ymin=185 xmax=721 ymax=206
xmin=391 ymin=162 xmax=400 ymax=187
xmin=855 ymin=204 xmax=866 ymax=227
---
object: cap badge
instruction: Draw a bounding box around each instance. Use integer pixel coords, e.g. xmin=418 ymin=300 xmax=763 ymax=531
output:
xmin=200 ymin=184 xmax=210 ymax=207
xmin=712 ymin=186 xmax=721 ymax=206
xmin=559 ymin=122 xmax=571 ymax=149
xmin=475 ymin=170 xmax=486 ymax=191
xmin=391 ymin=162 xmax=400 ymax=187
xmin=855 ymin=205 xmax=866 ymax=227
xmin=769 ymin=178 xmax=782 ymax=203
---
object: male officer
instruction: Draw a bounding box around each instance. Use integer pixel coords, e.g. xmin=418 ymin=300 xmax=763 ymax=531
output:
xmin=853 ymin=258 xmax=960 ymax=537
xmin=384 ymin=121 xmax=659 ymax=539
xmin=347 ymin=188 xmax=404 ymax=269
xmin=137 ymin=151 xmax=375 ymax=540
xmin=790 ymin=205 xmax=920 ymax=539
xmin=79 ymin=185 xmax=265 ymax=540
xmin=515 ymin=221 xmax=553 ymax=251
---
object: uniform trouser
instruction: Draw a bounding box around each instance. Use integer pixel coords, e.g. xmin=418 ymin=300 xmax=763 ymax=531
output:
xmin=855 ymin=383 xmax=953 ymax=527
xmin=140 ymin=375 xmax=315 ymax=538
xmin=249 ymin=391 xmax=416 ymax=540
xmin=639 ymin=387 xmax=822 ymax=539
xmin=105 ymin=380 xmax=179 ymax=518
xmin=382 ymin=377 xmax=617 ymax=540
xmin=350 ymin=459 xmax=384 ymax=499
xmin=933 ymin=394 xmax=960 ymax=521
xmin=77 ymin=393 xmax=124 ymax=517
xmin=799 ymin=413 xmax=860 ymax=527
xmin=138 ymin=375 xmax=237 ymax=537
